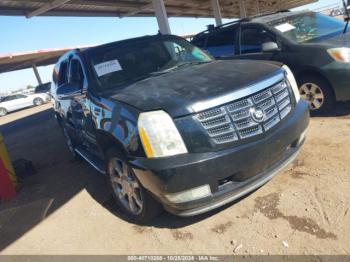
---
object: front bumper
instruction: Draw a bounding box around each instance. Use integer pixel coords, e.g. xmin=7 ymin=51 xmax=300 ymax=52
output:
xmin=131 ymin=100 xmax=309 ymax=216
xmin=322 ymin=62 xmax=350 ymax=101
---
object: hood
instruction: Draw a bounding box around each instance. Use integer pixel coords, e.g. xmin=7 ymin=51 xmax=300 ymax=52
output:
xmin=108 ymin=60 xmax=282 ymax=117
xmin=309 ymin=31 xmax=350 ymax=47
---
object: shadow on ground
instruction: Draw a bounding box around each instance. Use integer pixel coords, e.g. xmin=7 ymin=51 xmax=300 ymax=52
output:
xmin=0 ymin=102 xmax=350 ymax=251
xmin=0 ymin=107 xmax=237 ymax=251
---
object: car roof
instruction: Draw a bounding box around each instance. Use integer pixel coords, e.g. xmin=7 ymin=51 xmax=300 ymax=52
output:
xmin=191 ymin=10 xmax=311 ymax=40
xmin=251 ymin=10 xmax=311 ymax=24
xmin=57 ymin=34 xmax=181 ymax=62
xmin=83 ymin=34 xmax=182 ymax=56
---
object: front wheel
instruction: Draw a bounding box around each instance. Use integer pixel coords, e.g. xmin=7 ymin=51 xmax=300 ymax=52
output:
xmin=0 ymin=107 xmax=7 ymax=117
xmin=298 ymin=75 xmax=335 ymax=114
xmin=106 ymin=150 xmax=162 ymax=223
xmin=33 ymin=97 xmax=44 ymax=106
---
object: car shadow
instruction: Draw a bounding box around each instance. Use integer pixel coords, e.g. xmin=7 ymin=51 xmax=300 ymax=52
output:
xmin=1 ymin=100 xmax=349 ymax=251
xmin=311 ymin=101 xmax=350 ymax=117
xmin=0 ymin=107 xmax=252 ymax=251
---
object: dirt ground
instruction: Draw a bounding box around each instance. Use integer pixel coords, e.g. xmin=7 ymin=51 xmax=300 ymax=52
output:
xmin=0 ymin=103 xmax=350 ymax=255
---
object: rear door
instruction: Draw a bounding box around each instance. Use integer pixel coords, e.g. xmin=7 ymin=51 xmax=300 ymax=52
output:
xmin=0 ymin=95 xmax=18 ymax=111
xmin=204 ymin=27 xmax=238 ymax=58
xmin=15 ymin=94 xmax=33 ymax=107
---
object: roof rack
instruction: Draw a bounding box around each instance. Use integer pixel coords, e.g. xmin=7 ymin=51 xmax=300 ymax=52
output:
xmin=192 ymin=9 xmax=290 ymax=40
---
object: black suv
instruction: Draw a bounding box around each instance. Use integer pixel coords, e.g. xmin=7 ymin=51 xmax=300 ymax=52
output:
xmin=52 ymin=34 xmax=309 ymax=222
xmin=34 ymin=82 xmax=51 ymax=94
xmin=191 ymin=11 xmax=350 ymax=113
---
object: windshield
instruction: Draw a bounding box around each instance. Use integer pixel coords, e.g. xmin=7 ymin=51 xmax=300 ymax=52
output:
xmin=270 ymin=12 xmax=345 ymax=43
xmin=89 ymin=37 xmax=212 ymax=90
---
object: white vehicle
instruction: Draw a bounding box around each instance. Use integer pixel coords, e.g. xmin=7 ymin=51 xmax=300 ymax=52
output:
xmin=0 ymin=93 xmax=50 ymax=116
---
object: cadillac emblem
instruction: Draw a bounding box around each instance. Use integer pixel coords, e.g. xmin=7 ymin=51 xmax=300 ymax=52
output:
xmin=250 ymin=107 xmax=265 ymax=123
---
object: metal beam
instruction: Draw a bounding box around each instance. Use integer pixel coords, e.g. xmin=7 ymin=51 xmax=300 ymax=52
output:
xmin=152 ymin=0 xmax=171 ymax=35
xmin=119 ymin=3 xmax=153 ymax=18
xmin=32 ymin=63 xmax=42 ymax=85
xmin=26 ymin=0 xmax=71 ymax=18
xmin=211 ymin=0 xmax=222 ymax=26
xmin=239 ymin=0 xmax=247 ymax=18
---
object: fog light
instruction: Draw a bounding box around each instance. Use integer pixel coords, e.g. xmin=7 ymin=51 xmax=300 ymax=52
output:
xmin=165 ymin=185 xmax=211 ymax=203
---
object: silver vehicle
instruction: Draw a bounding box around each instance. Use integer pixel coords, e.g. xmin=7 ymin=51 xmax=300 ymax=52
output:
xmin=0 ymin=93 xmax=50 ymax=116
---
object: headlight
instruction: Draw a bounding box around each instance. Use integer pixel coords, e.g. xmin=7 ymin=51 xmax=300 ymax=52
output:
xmin=327 ymin=47 xmax=350 ymax=63
xmin=282 ymin=65 xmax=300 ymax=103
xmin=138 ymin=110 xmax=188 ymax=158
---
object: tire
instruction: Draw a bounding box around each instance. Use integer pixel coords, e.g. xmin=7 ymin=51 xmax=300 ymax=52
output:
xmin=298 ymin=75 xmax=335 ymax=115
xmin=106 ymin=149 xmax=162 ymax=223
xmin=0 ymin=107 xmax=7 ymax=117
xmin=33 ymin=97 xmax=44 ymax=106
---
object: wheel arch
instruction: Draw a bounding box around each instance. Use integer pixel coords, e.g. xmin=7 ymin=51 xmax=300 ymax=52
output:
xmin=295 ymin=68 xmax=335 ymax=97
xmin=95 ymin=130 xmax=128 ymax=160
xmin=0 ymin=107 xmax=8 ymax=115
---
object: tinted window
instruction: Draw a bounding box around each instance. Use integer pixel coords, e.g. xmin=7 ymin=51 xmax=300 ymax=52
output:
xmin=35 ymin=83 xmax=51 ymax=93
xmin=16 ymin=94 xmax=27 ymax=99
xmin=2 ymin=96 xmax=16 ymax=102
xmin=69 ymin=59 xmax=85 ymax=89
xmin=205 ymin=28 xmax=235 ymax=57
xmin=241 ymin=28 xmax=275 ymax=54
xmin=191 ymin=36 xmax=206 ymax=47
xmin=58 ymin=61 xmax=69 ymax=86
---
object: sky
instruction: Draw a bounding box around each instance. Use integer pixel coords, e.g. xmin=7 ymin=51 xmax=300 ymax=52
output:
xmin=0 ymin=0 xmax=341 ymax=93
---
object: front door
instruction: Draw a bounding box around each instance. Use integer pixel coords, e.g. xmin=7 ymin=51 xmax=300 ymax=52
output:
xmin=15 ymin=94 xmax=33 ymax=108
xmin=234 ymin=25 xmax=280 ymax=61
xmin=68 ymin=57 xmax=97 ymax=151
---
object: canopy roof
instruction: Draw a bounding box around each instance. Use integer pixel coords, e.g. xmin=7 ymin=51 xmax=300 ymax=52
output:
xmin=0 ymin=46 xmax=90 ymax=73
xmin=0 ymin=0 xmax=317 ymax=18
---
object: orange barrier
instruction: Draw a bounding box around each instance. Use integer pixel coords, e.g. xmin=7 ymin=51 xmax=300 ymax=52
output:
xmin=0 ymin=158 xmax=16 ymax=201
xmin=0 ymin=133 xmax=17 ymax=187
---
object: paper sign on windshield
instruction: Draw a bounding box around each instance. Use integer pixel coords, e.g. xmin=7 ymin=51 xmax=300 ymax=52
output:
xmin=275 ymin=23 xmax=296 ymax=33
xmin=94 ymin=60 xmax=122 ymax=77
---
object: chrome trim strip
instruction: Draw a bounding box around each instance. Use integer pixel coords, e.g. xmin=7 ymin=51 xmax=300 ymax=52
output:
xmin=75 ymin=148 xmax=106 ymax=175
xmin=174 ymin=145 xmax=301 ymax=217
xmin=191 ymin=70 xmax=285 ymax=113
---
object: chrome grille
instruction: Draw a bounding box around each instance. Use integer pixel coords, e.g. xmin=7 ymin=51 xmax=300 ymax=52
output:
xmin=196 ymin=80 xmax=294 ymax=144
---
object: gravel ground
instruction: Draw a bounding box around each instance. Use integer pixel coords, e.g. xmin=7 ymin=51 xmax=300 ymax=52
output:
xmin=0 ymin=104 xmax=349 ymax=255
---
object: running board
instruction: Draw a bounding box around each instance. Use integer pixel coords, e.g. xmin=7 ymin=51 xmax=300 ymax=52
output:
xmin=75 ymin=147 xmax=106 ymax=175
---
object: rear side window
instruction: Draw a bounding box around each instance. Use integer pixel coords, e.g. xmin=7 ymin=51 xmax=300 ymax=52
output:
xmin=58 ymin=61 xmax=68 ymax=86
xmin=191 ymin=36 xmax=206 ymax=48
xmin=69 ymin=59 xmax=85 ymax=89
xmin=35 ymin=83 xmax=51 ymax=93
xmin=2 ymin=96 xmax=16 ymax=102
xmin=205 ymin=28 xmax=236 ymax=57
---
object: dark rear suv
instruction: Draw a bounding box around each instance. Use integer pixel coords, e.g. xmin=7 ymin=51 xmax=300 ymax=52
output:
xmin=52 ymin=34 xmax=309 ymax=222
xmin=191 ymin=11 xmax=350 ymax=113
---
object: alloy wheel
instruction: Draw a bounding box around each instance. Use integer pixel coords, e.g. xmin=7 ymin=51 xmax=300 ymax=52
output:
xmin=34 ymin=98 xmax=44 ymax=106
xmin=109 ymin=158 xmax=143 ymax=215
xmin=0 ymin=108 xmax=7 ymax=117
xmin=299 ymin=83 xmax=325 ymax=110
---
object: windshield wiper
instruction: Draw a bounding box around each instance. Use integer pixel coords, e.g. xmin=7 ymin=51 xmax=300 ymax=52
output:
xmin=150 ymin=61 xmax=211 ymax=76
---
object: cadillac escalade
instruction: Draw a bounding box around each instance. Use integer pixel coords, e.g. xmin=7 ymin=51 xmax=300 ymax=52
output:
xmin=52 ymin=34 xmax=309 ymax=222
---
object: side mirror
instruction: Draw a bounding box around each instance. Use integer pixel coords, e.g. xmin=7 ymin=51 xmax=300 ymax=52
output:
xmin=56 ymin=83 xmax=85 ymax=100
xmin=262 ymin=42 xmax=279 ymax=52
